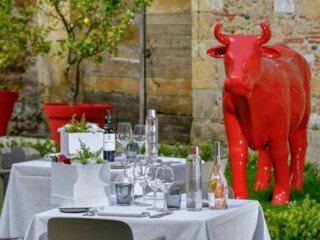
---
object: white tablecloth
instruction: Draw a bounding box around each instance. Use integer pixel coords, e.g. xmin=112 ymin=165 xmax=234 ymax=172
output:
xmin=24 ymin=199 xmax=270 ymax=240
xmin=0 ymin=157 xmax=186 ymax=239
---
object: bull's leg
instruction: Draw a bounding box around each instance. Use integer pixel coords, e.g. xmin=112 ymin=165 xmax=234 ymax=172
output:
xmin=254 ymin=147 xmax=272 ymax=191
xmin=269 ymin=139 xmax=291 ymax=205
xmin=289 ymin=119 xmax=308 ymax=190
xmin=224 ymin=112 xmax=249 ymax=199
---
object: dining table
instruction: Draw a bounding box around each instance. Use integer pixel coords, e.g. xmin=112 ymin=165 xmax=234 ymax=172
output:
xmin=0 ymin=156 xmax=186 ymax=239
xmin=24 ymin=197 xmax=271 ymax=240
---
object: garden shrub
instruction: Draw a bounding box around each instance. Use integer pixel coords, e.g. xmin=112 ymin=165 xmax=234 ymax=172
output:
xmin=265 ymin=195 xmax=320 ymax=240
xmin=0 ymin=138 xmax=57 ymax=157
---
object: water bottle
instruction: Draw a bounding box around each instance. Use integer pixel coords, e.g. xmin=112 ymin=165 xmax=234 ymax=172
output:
xmin=186 ymin=146 xmax=202 ymax=211
xmin=145 ymin=109 xmax=158 ymax=160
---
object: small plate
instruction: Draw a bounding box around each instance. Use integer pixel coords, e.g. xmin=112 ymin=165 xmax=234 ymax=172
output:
xmin=59 ymin=207 xmax=90 ymax=213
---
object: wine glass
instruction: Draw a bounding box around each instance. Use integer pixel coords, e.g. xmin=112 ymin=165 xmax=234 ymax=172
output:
xmin=133 ymin=157 xmax=150 ymax=207
xmin=155 ymin=164 xmax=174 ymax=213
xmin=133 ymin=125 xmax=146 ymax=155
xmin=116 ymin=122 xmax=132 ymax=161
xmin=123 ymin=159 xmax=136 ymax=205
xmin=145 ymin=162 xmax=160 ymax=211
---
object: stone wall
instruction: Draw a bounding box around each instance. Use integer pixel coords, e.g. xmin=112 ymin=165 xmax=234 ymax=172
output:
xmin=84 ymin=0 xmax=193 ymax=143
xmin=7 ymin=1 xmax=45 ymax=136
xmin=190 ymin=0 xmax=320 ymax=162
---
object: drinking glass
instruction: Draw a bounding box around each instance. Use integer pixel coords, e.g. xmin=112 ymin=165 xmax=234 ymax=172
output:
xmin=133 ymin=157 xmax=150 ymax=207
xmin=116 ymin=122 xmax=132 ymax=161
xmin=115 ymin=183 xmax=133 ymax=206
xmin=133 ymin=125 xmax=146 ymax=155
xmin=155 ymin=164 xmax=174 ymax=213
xmin=145 ymin=162 xmax=160 ymax=210
xmin=123 ymin=160 xmax=136 ymax=205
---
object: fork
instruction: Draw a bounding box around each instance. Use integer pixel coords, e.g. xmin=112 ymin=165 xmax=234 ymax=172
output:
xmin=83 ymin=208 xmax=98 ymax=216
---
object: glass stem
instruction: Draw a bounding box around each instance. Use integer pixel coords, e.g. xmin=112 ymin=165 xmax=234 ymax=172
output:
xmin=164 ymin=192 xmax=167 ymax=212
xmin=153 ymin=190 xmax=157 ymax=209
xmin=138 ymin=144 xmax=142 ymax=155
xmin=123 ymin=142 xmax=127 ymax=162
xmin=131 ymin=182 xmax=135 ymax=204
xmin=142 ymin=187 xmax=146 ymax=206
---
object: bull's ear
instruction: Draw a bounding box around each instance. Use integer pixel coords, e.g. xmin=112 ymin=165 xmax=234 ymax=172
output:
xmin=260 ymin=46 xmax=281 ymax=59
xmin=207 ymin=46 xmax=227 ymax=58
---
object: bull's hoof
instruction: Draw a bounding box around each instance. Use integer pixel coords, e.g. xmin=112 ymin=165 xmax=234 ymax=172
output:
xmin=253 ymin=181 xmax=270 ymax=191
xmin=271 ymin=191 xmax=290 ymax=205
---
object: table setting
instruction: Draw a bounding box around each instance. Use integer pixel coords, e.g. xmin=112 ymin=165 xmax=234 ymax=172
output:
xmin=0 ymin=109 xmax=270 ymax=240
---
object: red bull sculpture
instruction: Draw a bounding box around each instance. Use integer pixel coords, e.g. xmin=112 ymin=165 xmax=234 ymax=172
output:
xmin=207 ymin=22 xmax=311 ymax=205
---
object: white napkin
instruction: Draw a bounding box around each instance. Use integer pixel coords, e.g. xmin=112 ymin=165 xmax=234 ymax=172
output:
xmin=97 ymin=207 xmax=149 ymax=218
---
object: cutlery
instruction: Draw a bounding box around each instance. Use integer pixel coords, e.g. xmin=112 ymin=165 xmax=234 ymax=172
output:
xmin=149 ymin=212 xmax=173 ymax=218
xmin=83 ymin=208 xmax=98 ymax=216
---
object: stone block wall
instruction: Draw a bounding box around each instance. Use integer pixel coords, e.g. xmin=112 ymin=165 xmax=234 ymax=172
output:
xmin=146 ymin=0 xmax=192 ymax=143
xmin=83 ymin=0 xmax=193 ymax=143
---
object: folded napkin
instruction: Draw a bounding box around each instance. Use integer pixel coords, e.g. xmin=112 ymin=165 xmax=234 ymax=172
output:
xmin=97 ymin=207 xmax=150 ymax=218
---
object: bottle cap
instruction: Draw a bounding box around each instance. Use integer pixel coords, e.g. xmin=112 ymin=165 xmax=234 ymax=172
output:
xmin=189 ymin=146 xmax=199 ymax=155
xmin=147 ymin=109 xmax=156 ymax=117
xmin=106 ymin=110 xmax=111 ymax=120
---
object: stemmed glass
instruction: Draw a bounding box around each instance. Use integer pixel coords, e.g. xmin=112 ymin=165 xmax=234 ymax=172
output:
xmin=123 ymin=159 xmax=137 ymax=205
xmin=116 ymin=122 xmax=132 ymax=162
xmin=133 ymin=125 xmax=146 ymax=155
xmin=145 ymin=162 xmax=160 ymax=211
xmin=155 ymin=164 xmax=174 ymax=213
xmin=134 ymin=157 xmax=150 ymax=207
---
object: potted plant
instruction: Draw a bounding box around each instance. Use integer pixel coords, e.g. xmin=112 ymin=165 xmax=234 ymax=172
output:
xmin=59 ymin=114 xmax=104 ymax=157
xmin=38 ymin=0 xmax=151 ymax=144
xmin=0 ymin=0 xmax=47 ymax=136
xmin=51 ymin=140 xmax=110 ymax=206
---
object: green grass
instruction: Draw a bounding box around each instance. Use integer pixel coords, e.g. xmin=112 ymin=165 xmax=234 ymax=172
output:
xmin=224 ymin=162 xmax=320 ymax=206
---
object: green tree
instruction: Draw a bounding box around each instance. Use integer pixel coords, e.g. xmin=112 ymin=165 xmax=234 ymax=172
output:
xmin=0 ymin=0 xmax=49 ymax=90
xmin=38 ymin=0 xmax=152 ymax=106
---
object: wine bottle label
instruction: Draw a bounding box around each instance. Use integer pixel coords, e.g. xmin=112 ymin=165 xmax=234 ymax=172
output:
xmin=208 ymin=192 xmax=215 ymax=208
xmin=104 ymin=133 xmax=115 ymax=151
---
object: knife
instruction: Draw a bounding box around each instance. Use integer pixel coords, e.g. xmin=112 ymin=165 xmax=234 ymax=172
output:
xmin=149 ymin=212 xmax=173 ymax=218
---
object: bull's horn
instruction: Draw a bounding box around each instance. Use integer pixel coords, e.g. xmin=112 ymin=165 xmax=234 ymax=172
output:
xmin=214 ymin=23 xmax=230 ymax=45
xmin=257 ymin=22 xmax=271 ymax=45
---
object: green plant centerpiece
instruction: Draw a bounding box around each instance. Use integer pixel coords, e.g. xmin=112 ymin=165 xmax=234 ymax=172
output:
xmin=63 ymin=114 xmax=93 ymax=133
xmin=52 ymin=139 xmax=103 ymax=164
xmin=37 ymin=0 xmax=152 ymax=106
xmin=0 ymin=0 xmax=48 ymax=90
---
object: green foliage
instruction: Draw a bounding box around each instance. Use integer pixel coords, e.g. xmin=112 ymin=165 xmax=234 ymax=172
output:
xmin=0 ymin=0 xmax=48 ymax=90
xmin=71 ymin=139 xmax=103 ymax=164
xmin=158 ymin=142 xmax=173 ymax=157
xmin=247 ymin=151 xmax=258 ymax=168
xmin=64 ymin=114 xmax=92 ymax=133
xmin=199 ymin=141 xmax=214 ymax=161
xmin=304 ymin=161 xmax=320 ymax=179
xmin=265 ymin=195 xmax=320 ymax=240
xmin=37 ymin=0 xmax=152 ymax=105
xmin=311 ymin=125 xmax=319 ymax=131
xmin=0 ymin=138 xmax=57 ymax=157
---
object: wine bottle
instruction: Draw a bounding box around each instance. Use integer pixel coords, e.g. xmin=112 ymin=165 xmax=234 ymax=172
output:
xmin=145 ymin=109 xmax=158 ymax=160
xmin=208 ymin=141 xmax=228 ymax=209
xmin=186 ymin=146 xmax=202 ymax=211
xmin=103 ymin=110 xmax=115 ymax=162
